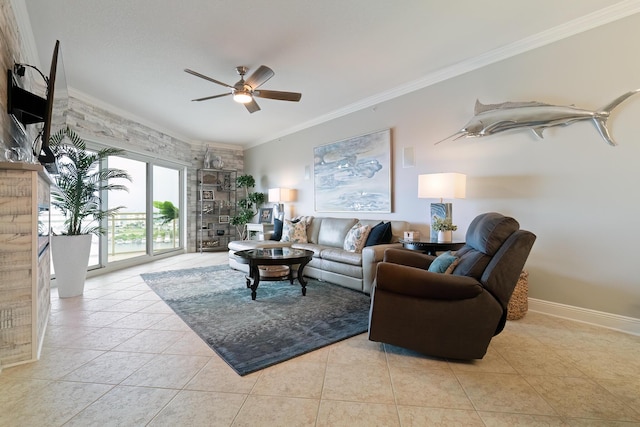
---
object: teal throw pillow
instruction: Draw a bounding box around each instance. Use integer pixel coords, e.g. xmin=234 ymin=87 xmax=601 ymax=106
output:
xmin=427 ymin=251 xmax=458 ymax=274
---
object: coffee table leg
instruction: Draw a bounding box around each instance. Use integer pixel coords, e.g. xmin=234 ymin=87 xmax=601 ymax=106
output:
xmin=248 ymin=264 xmax=260 ymax=300
xmin=296 ymin=258 xmax=312 ymax=296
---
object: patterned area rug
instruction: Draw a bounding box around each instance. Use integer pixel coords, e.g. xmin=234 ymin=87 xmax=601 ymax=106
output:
xmin=140 ymin=265 xmax=371 ymax=376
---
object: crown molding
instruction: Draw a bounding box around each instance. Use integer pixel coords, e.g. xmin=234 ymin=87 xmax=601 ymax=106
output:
xmin=254 ymin=0 xmax=640 ymax=147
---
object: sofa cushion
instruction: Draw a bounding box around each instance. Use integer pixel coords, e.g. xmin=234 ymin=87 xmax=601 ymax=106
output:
xmin=343 ymin=222 xmax=371 ymax=253
xmin=320 ymin=247 xmax=363 ymax=266
xmin=290 ymin=242 xmax=331 ymax=257
xmin=364 ymin=221 xmax=393 ymax=247
xmin=281 ymin=219 xmax=308 ymax=243
xmin=317 ymin=218 xmax=358 ymax=247
xmin=307 ymin=217 xmax=322 ymax=244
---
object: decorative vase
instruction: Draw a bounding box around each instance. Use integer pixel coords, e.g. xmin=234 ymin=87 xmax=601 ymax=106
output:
xmin=204 ymin=146 xmax=211 ymax=169
xmin=437 ymin=230 xmax=452 ymax=243
xmin=52 ymin=234 xmax=92 ymax=298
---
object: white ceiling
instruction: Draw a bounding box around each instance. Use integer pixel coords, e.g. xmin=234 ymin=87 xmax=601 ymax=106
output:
xmin=19 ymin=0 xmax=639 ymax=148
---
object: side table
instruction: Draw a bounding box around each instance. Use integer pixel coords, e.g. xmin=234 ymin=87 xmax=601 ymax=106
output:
xmin=246 ymin=223 xmax=274 ymax=241
xmin=399 ymin=239 xmax=465 ymax=256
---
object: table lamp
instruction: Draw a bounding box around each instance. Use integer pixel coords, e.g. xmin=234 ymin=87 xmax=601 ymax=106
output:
xmin=418 ymin=172 xmax=466 ymax=225
xmin=268 ymin=188 xmax=294 ymax=221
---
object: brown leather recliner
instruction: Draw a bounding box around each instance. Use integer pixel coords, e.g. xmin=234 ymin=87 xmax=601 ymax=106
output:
xmin=368 ymin=212 xmax=536 ymax=359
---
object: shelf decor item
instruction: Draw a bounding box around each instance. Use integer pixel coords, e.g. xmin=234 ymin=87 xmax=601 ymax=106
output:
xmin=258 ymin=208 xmax=273 ymax=223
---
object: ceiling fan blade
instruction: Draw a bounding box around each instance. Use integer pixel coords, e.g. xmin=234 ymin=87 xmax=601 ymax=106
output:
xmin=254 ymin=89 xmax=302 ymax=102
xmin=191 ymin=93 xmax=231 ymax=102
xmin=244 ymin=98 xmax=261 ymax=113
xmin=184 ymin=68 xmax=233 ymax=88
xmin=245 ymin=65 xmax=274 ymax=89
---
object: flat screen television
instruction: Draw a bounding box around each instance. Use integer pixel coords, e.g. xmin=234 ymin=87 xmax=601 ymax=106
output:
xmin=6 ymin=40 xmax=65 ymax=170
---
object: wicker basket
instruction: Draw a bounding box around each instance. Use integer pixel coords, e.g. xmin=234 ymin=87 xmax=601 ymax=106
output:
xmin=258 ymin=265 xmax=290 ymax=279
xmin=507 ymin=270 xmax=529 ymax=320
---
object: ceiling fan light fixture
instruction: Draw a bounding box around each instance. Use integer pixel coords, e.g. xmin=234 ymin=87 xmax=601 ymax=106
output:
xmin=233 ymin=90 xmax=252 ymax=104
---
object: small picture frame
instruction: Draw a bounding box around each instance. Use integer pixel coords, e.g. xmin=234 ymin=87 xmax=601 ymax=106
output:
xmin=258 ymin=208 xmax=273 ymax=224
xmin=218 ymin=215 xmax=230 ymax=224
xmin=202 ymin=190 xmax=214 ymax=200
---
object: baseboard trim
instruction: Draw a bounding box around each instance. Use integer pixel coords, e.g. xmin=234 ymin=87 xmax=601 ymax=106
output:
xmin=528 ymin=298 xmax=640 ymax=336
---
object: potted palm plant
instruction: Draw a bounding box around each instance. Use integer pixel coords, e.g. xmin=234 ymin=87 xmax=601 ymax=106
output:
xmin=230 ymin=174 xmax=265 ymax=240
xmin=49 ymin=127 xmax=131 ymax=297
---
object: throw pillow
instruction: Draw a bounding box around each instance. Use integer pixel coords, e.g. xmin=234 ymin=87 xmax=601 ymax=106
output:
xmin=270 ymin=218 xmax=283 ymax=241
xmin=444 ymin=257 xmax=460 ymax=274
xmin=427 ymin=251 xmax=458 ymax=273
xmin=281 ymin=219 xmax=308 ymax=243
xmin=364 ymin=221 xmax=393 ymax=247
xmin=343 ymin=222 xmax=371 ymax=253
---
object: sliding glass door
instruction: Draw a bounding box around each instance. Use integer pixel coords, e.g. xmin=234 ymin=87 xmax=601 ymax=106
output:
xmin=152 ymin=165 xmax=180 ymax=254
xmin=107 ymin=156 xmax=148 ymax=262
xmin=51 ymin=142 xmax=185 ymax=276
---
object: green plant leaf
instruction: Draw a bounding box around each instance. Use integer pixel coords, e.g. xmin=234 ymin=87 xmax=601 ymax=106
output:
xmin=50 ymin=127 xmax=131 ymax=236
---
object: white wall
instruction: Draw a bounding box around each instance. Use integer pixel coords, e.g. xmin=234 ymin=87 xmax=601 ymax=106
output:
xmin=245 ymin=14 xmax=640 ymax=320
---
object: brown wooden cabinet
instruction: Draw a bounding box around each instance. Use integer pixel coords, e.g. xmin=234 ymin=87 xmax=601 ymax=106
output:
xmin=0 ymin=162 xmax=52 ymax=369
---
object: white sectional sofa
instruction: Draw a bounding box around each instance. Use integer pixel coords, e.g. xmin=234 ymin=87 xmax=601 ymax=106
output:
xmin=228 ymin=217 xmax=411 ymax=294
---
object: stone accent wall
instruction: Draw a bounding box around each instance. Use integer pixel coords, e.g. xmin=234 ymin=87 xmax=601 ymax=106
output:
xmin=66 ymin=97 xmax=244 ymax=252
xmin=0 ymin=1 xmax=35 ymax=155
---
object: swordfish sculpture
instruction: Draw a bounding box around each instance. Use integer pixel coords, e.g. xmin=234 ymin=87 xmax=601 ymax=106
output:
xmin=437 ymin=89 xmax=640 ymax=146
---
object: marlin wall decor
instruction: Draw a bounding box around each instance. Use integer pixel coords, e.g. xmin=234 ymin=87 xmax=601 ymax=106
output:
xmin=437 ymin=89 xmax=640 ymax=146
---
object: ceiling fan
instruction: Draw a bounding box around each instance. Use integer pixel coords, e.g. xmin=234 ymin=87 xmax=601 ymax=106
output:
xmin=184 ymin=65 xmax=302 ymax=113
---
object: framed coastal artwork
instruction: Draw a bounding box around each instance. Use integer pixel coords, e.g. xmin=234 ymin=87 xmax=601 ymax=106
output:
xmin=258 ymin=208 xmax=273 ymax=223
xmin=314 ymin=129 xmax=391 ymax=213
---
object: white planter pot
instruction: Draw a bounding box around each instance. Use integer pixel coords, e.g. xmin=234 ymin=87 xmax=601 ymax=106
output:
xmin=51 ymin=234 xmax=92 ymax=298
xmin=437 ymin=230 xmax=452 ymax=243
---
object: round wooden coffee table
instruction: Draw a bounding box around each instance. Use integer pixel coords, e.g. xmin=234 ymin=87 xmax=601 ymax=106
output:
xmin=234 ymin=247 xmax=314 ymax=300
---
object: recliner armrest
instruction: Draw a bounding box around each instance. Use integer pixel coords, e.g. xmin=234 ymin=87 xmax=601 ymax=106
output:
xmin=375 ymin=262 xmax=483 ymax=300
xmin=383 ymin=248 xmax=435 ymax=269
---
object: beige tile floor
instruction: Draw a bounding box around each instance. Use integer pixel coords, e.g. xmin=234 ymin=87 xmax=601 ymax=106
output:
xmin=1 ymin=253 xmax=639 ymax=426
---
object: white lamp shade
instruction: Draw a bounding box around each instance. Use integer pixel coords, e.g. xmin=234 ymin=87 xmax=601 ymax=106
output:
xmin=268 ymin=188 xmax=294 ymax=203
xmin=418 ymin=173 xmax=466 ymax=200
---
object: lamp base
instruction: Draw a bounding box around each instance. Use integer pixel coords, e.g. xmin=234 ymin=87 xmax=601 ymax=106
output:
xmin=430 ymin=203 xmax=452 ymax=240
xmin=430 ymin=202 xmax=452 ymax=222
xmin=273 ymin=203 xmax=284 ymax=221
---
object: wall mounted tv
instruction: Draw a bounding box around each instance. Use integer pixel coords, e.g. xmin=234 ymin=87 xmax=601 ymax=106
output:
xmin=6 ymin=39 xmax=66 ymax=169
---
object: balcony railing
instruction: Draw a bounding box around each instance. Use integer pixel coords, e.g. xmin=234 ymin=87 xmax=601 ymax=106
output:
xmin=50 ymin=211 xmax=180 ymax=258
